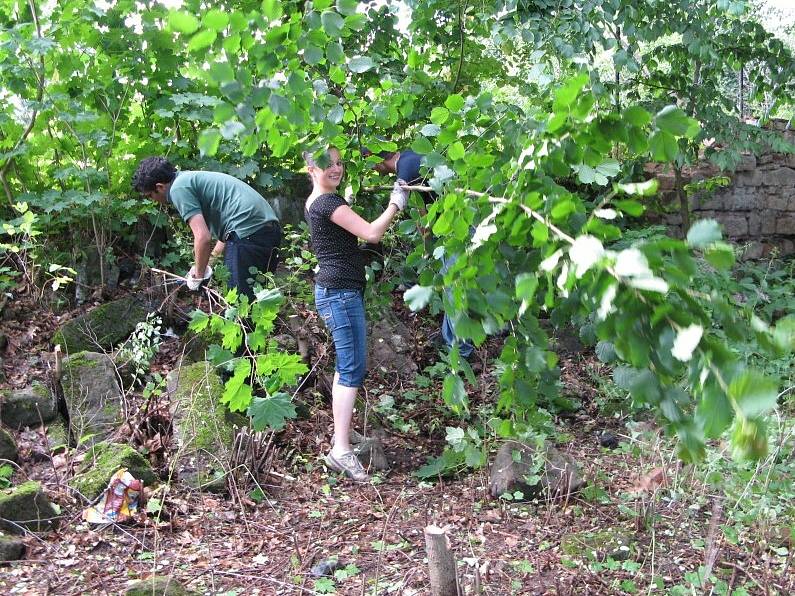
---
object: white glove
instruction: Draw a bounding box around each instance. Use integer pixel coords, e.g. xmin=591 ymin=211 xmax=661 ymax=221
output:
xmin=185 ymin=264 xmax=212 ymax=291
xmin=389 ymin=179 xmax=409 ymax=211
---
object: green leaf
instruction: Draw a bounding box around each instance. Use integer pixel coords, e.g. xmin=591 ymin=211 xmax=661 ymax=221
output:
xmin=168 ymin=11 xmax=200 ymax=34
xmin=261 ymin=0 xmax=283 ymax=20
xmin=616 ymin=179 xmax=658 ymax=196
xmin=686 ymin=219 xmax=722 ymax=248
xmin=198 ymin=129 xmax=221 ymax=157
xmin=248 ymin=392 xmax=297 ymax=431
xmin=696 ymin=385 xmax=733 ymax=439
xmin=404 ymin=284 xmax=433 ymax=311
xmin=614 ymin=199 xmax=645 ymax=217
xmin=444 ymin=94 xmax=465 ymax=111
xmin=649 ymin=130 xmax=678 ymax=162
xmin=203 ymin=9 xmax=230 ymax=31
xmin=448 ymin=141 xmax=465 ymax=160
xmin=188 ymin=29 xmax=217 ymax=52
xmin=348 ymin=55 xmax=374 ymax=73
xmin=222 ymin=359 xmax=253 ymax=412
xmin=655 ymin=105 xmax=698 ymax=137
xmin=336 ymin=0 xmax=358 ymax=15
xmin=515 ymin=273 xmax=538 ymax=301
xmin=729 ymin=371 xmax=779 ymax=418
xmin=188 ymin=310 xmax=210 ymax=332
xmin=430 ymin=107 xmax=450 ymax=125
xmin=553 ymin=72 xmax=589 ymax=110
xmin=442 ymin=374 xmax=468 ymax=414
xmin=321 ymin=10 xmax=345 ymax=37
xmin=704 ymin=242 xmax=735 ymax=270
xmin=410 ymin=136 xmax=434 ymax=155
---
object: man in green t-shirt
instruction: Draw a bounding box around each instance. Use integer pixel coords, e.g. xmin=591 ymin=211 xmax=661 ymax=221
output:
xmin=132 ymin=157 xmax=282 ymax=298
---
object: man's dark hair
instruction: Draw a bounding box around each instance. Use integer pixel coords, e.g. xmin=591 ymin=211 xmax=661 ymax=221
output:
xmin=132 ymin=157 xmax=177 ymax=192
xmin=361 ymin=148 xmax=396 ymax=160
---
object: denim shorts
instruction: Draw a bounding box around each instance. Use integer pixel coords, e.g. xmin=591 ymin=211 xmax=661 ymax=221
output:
xmin=315 ymin=286 xmax=367 ymax=387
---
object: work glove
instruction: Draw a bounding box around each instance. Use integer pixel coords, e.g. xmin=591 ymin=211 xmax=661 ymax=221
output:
xmin=185 ymin=264 xmax=212 ymax=291
xmin=389 ymin=179 xmax=409 ymax=211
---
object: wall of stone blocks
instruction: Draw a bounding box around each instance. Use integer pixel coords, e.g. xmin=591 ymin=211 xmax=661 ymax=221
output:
xmin=646 ymin=126 xmax=795 ymax=258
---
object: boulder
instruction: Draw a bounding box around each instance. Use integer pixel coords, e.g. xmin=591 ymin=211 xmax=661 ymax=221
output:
xmin=0 ymin=481 xmax=60 ymax=534
xmin=167 ymin=361 xmax=246 ymax=491
xmin=51 ymin=295 xmax=150 ymax=354
xmin=46 ymin=418 xmax=70 ymax=453
xmin=368 ymin=313 xmax=418 ymax=379
xmin=0 ymin=383 xmax=56 ymax=430
xmin=126 ymin=576 xmax=190 ymax=596
xmin=0 ymin=428 xmax=18 ymax=462
xmin=69 ymin=441 xmax=157 ymax=502
xmin=0 ymin=536 xmax=26 ymax=561
xmin=489 ymin=440 xmax=585 ymax=500
xmin=61 ymin=352 xmax=124 ymax=445
xmin=561 ymin=529 xmax=635 ymax=562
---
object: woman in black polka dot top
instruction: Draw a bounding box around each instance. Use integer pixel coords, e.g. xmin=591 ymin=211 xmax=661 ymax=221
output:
xmin=304 ymin=147 xmax=408 ymax=482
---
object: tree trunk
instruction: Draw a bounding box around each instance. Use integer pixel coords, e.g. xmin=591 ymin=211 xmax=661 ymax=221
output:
xmin=425 ymin=525 xmax=460 ymax=596
xmin=674 ymin=165 xmax=690 ymax=236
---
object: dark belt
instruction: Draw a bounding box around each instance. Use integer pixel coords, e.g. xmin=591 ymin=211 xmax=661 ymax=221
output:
xmin=225 ymin=220 xmax=280 ymax=241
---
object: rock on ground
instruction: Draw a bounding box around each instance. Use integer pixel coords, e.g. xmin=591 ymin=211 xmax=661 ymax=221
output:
xmin=368 ymin=313 xmax=418 ymax=379
xmin=51 ymin=295 xmax=151 ymax=354
xmin=561 ymin=529 xmax=636 ymax=562
xmin=125 ymin=576 xmax=191 ymax=596
xmin=0 ymin=427 xmax=18 ymax=462
xmin=489 ymin=440 xmax=586 ymax=500
xmin=167 ymin=361 xmax=246 ymax=491
xmin=60 ymin=351 xmax=125 ymax=445
xmin=0 ymin=383 xmax=56 ymax=430
xmin=69 ymin=441 xmax=157 ymax=502
xmin=0 ymin=536 xmax=26 ymax=561
xmin=0 ymin=481 xmax=60 ymax=534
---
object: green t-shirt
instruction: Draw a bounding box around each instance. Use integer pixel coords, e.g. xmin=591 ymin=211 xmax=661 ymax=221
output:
xmin=168 ymin=171 xmax=278 ymax=240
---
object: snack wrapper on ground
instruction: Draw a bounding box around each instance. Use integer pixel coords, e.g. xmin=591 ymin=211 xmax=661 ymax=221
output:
xmin=82 ymin=468 xmax=144 ymax=524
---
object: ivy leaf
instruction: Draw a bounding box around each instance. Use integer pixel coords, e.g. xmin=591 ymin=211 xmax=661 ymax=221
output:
xmin=348 ymin=55 xmax=374 ymax=73
xmin=404 ymin=284 xmax=433 ymax=311
xmin=686 ymin=219 xmax=722 ymax=248
xmin=248 ymin=392 xmax=297 ymax=431
xmin=729 ymin=371 xmax=779 ymax=418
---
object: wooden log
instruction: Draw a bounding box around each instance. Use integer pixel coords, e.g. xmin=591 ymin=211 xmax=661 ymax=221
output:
xmin=424 ymin=525 xmax=460 ymax=596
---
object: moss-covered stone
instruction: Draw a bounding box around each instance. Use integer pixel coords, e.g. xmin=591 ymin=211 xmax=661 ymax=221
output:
xmin=0 ymin=536 xmax=26 ymax=561
xmin=0 ymin=481 xmax=60 ymax=534
xmin=51 ymin=295 xmax=150 ymax=354
xmin=46 ymin=418 xmax=69 ymax=453
xmin=61 ymin=351 xmax=124 ymax=445
xmin=489 ymin=440 xmax=586 ymax=500
xmin=0 ymin=383 xmax=56 ymax=430
xmin=179 ymin=328 xmax=223 ymax=364
xmin=69 ymin=441 xmax=157 ymax=501
xmin=126 ymin=576 xmax=190 ymax=596
xmin=561 ymin=529 xmax=635 ymax=562
xmin=0 ymin=427 xmax=18 ymax=462
xmin=167 ymin=361 xmax=245 ymax=491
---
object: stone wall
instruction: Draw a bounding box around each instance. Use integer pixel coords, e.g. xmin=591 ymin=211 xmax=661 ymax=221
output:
xmin=646 ymin=123 xmax=795 ymax=258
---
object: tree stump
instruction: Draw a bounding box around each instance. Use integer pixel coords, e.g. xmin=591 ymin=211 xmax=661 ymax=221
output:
xmin=424 ymin=525 xmax=460 ymax=596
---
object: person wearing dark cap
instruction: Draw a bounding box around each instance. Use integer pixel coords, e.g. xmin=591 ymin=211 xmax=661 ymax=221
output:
xmin=367 ymin=148 xmax=474 ymax=359
xmin=132 ymin=157 xmax=282 ymax=298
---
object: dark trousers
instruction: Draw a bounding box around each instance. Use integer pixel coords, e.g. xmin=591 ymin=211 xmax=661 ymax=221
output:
xmin=224 ymin=221 xmax=282 ymax=298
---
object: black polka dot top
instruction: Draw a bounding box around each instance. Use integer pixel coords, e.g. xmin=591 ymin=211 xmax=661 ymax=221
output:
xmin=305 ymin=193 xmax=366 ymax=291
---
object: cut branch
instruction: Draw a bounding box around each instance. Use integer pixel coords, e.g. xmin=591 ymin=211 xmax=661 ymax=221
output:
xmin=424 ymin=525 xmax=460 ymax=596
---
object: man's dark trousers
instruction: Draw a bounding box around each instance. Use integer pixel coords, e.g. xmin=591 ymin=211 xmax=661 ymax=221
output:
xmin=224 ymin=221 xmax=282 ymax=298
